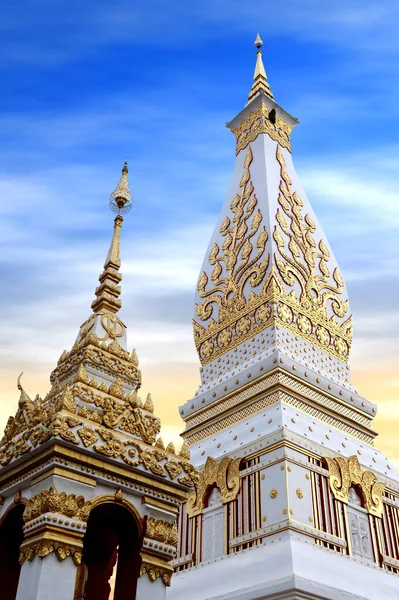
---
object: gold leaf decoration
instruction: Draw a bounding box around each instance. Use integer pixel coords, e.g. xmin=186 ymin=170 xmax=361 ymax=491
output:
xmin=231 ymin=101 xmax=293 ymax=155
xmin=186 ymin=456 xmax=241 ymax=517
xmin=325 ymin=455 xmax=385 ymax=518
xmin=194 ymin=146 xmax=270 ymax=363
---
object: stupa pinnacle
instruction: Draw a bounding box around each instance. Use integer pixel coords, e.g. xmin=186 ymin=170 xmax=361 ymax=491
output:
xmin=171 ymin=36 xmax=399 ymax=600
xmin=247 ymin=33 xmax=274 ymax=102
xmin=91 ymin=162 xmax=131 ymax=315
xmin=0 ymin=162 xmax=196 ymax=600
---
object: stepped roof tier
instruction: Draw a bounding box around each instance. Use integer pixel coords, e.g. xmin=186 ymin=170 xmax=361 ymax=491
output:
xmin=0 ymin=163 xmax=197 ymax=600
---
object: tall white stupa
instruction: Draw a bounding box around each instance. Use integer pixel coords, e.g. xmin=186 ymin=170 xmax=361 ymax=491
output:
xmin=169 ymin=35 xmax=399 ymax=600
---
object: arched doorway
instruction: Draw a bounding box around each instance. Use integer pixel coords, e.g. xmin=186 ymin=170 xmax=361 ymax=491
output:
xmin=80 ymin=502 xmax=141 ymax=600
xmin=0 ymin=504 xmax=25 ymax=600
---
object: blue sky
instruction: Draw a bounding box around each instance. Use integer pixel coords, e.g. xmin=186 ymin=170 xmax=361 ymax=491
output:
xmin=1 ymin=1 xmax=398 ymax=458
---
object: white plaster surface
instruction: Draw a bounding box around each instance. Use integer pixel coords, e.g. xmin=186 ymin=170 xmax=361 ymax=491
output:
xmin=16 ymin=553 xmax=77 ymax=600
xmin=169 ymin=536 xmax=399 ymax=599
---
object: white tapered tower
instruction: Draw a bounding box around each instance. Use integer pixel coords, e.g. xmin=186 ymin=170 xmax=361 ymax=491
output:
xmin=170 ymin=35 xmax=399 ymax=600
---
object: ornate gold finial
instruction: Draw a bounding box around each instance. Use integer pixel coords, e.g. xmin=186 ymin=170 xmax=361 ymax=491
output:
xmin=110 ymin=161 xmax=132 ymax=215
xmin=254 ymin=33 xmax=263 ymax=49
xmin=91 ymin=162 xmax=134 ymax=314
xmin=247 ymin=33 xmax=274 ymax=103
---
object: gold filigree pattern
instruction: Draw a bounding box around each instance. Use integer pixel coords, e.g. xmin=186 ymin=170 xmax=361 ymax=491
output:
xmin=140 ymin=553 xmax=173 ymax=586
xmin=186 ymin=456 xmax=241 ymax=517
xmin=194 ymin=146 xmax=270 ymax=364
xmin=273 ymin=146 xmax=352 ymax=359
xmin=146 ymin=517 xmax=178 ymax=547
xmin=193 ymin=142 xmax=352 ymax=365
xmin=231 ymin=102 xmax=293 ymax=155
xmin=23 ymin=485 xmax=91 ymax=523
xmin=19 ymin=539 xmax=82 ymax=566
xmin=325 ymin=455 xmax=385 ymax=518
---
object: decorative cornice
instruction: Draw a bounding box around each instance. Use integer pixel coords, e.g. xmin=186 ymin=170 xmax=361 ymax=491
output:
xmin=19 ymin=537 xmax=82 ymax=566
xmin=140 ymin=551 xmax=173 ymax=586
xmin=325 ymin=454 xmax=385 ymax=518
xmin=23 ymin=485 xmax=91 ymax=524
xmin=231 ymin=101 xmax=293 ymax=155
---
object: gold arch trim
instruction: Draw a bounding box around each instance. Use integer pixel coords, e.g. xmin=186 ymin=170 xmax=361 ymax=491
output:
xmin=87 ymin=490 xmax=144 ymax=536
xmin=186 ymin=456 xmax=241 ymax=517
xmin=325 ymin=455 xmax=385 ymax=518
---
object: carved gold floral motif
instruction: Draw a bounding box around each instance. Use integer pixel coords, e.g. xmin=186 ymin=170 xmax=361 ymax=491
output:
xmin=325 ymin=455 xmax=385 ymax=518
xmin=194 ymin=146 xmax=270 ymax=364
xmin=23 ymin=485 xmax=91 ymax=523
xmin=140 ymin=553 xmax=173 ymax=586
xmin=19 ymin=539 xmax=82 ymax=566
xmin=231 ymin=101 xmax=293 ymax=155
xmin=273 ymin=145 xmax=352 ymax=357
xmin=186 ymin=456 xmax=241 ymax=517
xmin=146 ymin=517 xmax=178 ymax=547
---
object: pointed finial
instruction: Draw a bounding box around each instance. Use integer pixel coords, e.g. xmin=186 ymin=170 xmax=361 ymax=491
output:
xmin=254 ymin=33 xmax=263 ymax=50
xmin=247 ymin=33 xmax=274 ymax=103
xmin=91 ymin=162 xmax=133 ymax=314
xmin=110 ymin=162 xmax=132 ymax=215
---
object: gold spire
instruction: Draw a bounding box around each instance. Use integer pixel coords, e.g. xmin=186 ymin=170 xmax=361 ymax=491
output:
xmin=247 ymin=33 xmax=274 ymax=103
xmin=91 ymin=162 xmax=133 ymax=314
xmin=110 ymin=161 xmax=132 ymax=214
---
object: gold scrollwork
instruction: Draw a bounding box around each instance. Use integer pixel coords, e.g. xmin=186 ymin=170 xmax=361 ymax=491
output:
xmin=146 ymin=517 xmax=178 ymax=547
xmin=231 ymin=101 xmax=293 ymax=155
xmin=20 ymin=539 xmax=82 ymax=566
xmin=194 ymin=146 xmax=270 ymax=364
xmin=23 ymin=485 xmax=91 ymax=523
xmin=186 ymin=456 xmax=241 ymax=517
xmin=273 ymin=145 xmax=351 ymax=355
xmin=193 ymin=142 xmax=352 ymax=365
xmin=325 ymin=455 xmax=385 ymax=518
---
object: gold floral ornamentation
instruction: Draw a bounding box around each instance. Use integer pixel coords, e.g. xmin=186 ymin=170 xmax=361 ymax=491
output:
xmin=186 ymin=456 xmax=241 ymax=517
xmin=273 ymin=146 xmax=352 ymax=360
xmin=325 ymin=455 xmax=385 ymax=518
xmin=194 ymin=146 xmax=270 ymax=364
xmin=164 ymin=459 xmax=183 ymax=480
xmin=51 ymin=415 xmax=80 ymax=444
xmin=23 ymin=485 xmax=91 ymax=523
xmin=296 ymin=488 xmax=304 ymax=499
xmin=146 ymin=517 xmax=178 ymax=547
xmin=19 ymin=539 xmax=82 ymax=566
xmin=140 ymin=558 xmax=173 ymax=586
xmin=77 ymin=425 xmax=98 ymax=448
xmin=297 ymin=314 xmax=312 ymax=335
xmin=255 ymin=303 xmax=271 ymax=324
xmin=94 ymin=427 xmax=126 ymax=458
xmin=270 ymin=489 xmax=278 ymax=499
xmin=231 ymin=101 xmax=293 ymax=155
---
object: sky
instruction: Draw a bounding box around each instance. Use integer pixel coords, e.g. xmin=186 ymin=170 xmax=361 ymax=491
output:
xmin=0 ymin=1 xmax=398 ymax=463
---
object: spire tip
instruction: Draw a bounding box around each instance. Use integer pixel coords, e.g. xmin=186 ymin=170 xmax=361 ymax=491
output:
xmin=110 ymin=161 xmax=132 ymax=216
xmin=254 ymin=33 xmax=263 ymax=50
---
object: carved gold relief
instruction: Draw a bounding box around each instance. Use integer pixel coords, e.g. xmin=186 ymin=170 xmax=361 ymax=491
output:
xmin=193 ymin=142 xmax=352 ymax=365
xmin=273 ymin=146 xmax=352 ymax=358
xmin=194 ymin=146 xmax=271 ymax=364
xmin=325 ymin=455 xmax=385 ymax=518
xmin=20 ymin=539 xmax=82 ymax=566
xmin=231 ymin=101 xmax=293 ymax=155
xmin=186 ymin=456 xmax=241 ymax=517
xmin=146 ymin=517 xmax=178 ymax=547
xmin=140 ymin=560 xmax=172 ymax=586
xmin=23 ymin=485 xmax=91 ymax=523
